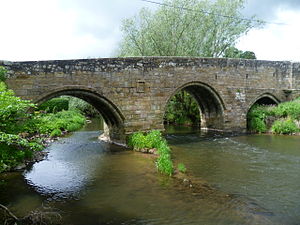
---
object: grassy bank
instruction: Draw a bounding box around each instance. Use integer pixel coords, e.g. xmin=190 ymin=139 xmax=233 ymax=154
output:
xmin=248 ymin=97 xmax=300 ymax=134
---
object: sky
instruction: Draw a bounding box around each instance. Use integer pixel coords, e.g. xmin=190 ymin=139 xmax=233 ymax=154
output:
xmin=0 ymin=0 xmax=300 ymax=62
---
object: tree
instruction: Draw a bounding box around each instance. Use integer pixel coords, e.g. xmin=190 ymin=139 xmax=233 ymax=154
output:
xmin=117 ymin=0 xmax=262 ymax=125
xmin=224 ymin=46 xmax=256 ymax=59
xmin=117 ymin=0 xmax=263 ymax=57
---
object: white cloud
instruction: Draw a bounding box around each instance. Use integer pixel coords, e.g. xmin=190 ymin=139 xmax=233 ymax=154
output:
xmin=0 ymin=0 xmax=299 ymax=62
xmin=0 ymin=0 xmax=144 ymax=61
xmin=237 ymin=8 xmax=300 ymax=62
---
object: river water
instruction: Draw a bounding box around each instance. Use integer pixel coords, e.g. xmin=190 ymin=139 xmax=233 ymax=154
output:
xmin=0 ymin=121 xmax=299 ymax=225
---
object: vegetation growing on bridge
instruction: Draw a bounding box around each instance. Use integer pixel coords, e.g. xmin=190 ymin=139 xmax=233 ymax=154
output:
xmin=118 ymin=0 xmax=262 ymax=126
xmin=0 ymin=66 xmax=88 ymax=173
xmin=128 ymin=130 xmax=186 ymax=176
xmin=248 ymin=98 xmax=300 ymax=134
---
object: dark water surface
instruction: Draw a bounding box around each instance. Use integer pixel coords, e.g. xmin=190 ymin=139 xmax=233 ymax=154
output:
xmin=0 ymin=122 xmax=299 ymax=225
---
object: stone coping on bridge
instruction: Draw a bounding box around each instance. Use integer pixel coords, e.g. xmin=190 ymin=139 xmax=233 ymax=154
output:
xmin=0 ymin=56 xmax=298 ymax=66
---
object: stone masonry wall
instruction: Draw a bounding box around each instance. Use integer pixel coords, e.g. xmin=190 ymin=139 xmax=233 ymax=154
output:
xmin=1 ymin=57 xmax=299 ymax=142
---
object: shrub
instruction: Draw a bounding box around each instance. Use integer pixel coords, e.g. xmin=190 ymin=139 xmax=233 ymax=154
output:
xmin=0 ymin=132 xmax=43 ymax=172
xmin=247 ymin=105 xmax=271 ymax=132
xmin=271 ymin=100 xmax=300 ymax=120
xmin=0 ymin=82 xmax=35 ymax=133
xmin=37 ymin=110 xmax=86 ymax=134
xmin=177 ymin=163 xmax=187 ymax=173
xmin=0 ymin=66 xmax=7 ymax=82
xmin=66 ymin=123 xmax=82 ymax=132
xmin=68 ymin=97 xmax=99 ymax=117
xmin=38 ymin=97 xmax=69 ymax=113
xmin=50 ymin=129 xmax=62 ymax=137
xmin=128 ymin=130 xmax=174 ymax=176
xmin=271 ymin=119 xmax=299 ymax=134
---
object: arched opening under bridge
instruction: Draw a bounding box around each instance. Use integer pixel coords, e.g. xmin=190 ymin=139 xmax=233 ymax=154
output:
xmin=247 ymin=94 xmax=280 ymax=132
xmin=164 ymin=82 xmax=225 ymax=132
xmin=36 ymin=89 xmax=125 ymax=143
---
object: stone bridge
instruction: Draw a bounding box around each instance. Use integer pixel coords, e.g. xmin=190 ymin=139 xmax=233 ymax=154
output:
xmin=1 ymin=57 xmax=300 ymax=144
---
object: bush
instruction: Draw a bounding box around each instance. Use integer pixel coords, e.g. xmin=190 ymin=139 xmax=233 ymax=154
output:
xmin=0 ymin=82 xmax=35 ymax=133
xmin=0 ymin=132 xmax=43 ymax=172
xmin=0 ymin=69 xmax=87 ymax=172
xmin=247 ymin=105 xmax=272 ymax=133
xmin=68 ymin=97 xmax=99 ymax=117
xmin=38 ymin=97 xmax=69 ymax=113
xmin=164 ymin=90 xmax=200 ymax=126
xmin=271 ymin=119 xmax=299 ymax=134
xmin=177 ymin=163 xmax=187 ymax=173
xmin=272 ymin=99 xmax=300 ymax=120
xmin=0 ymin=66 xmax=7 ymax=82
xmin=50 ymin=129 xmax=62 ymax=137
xmin=248 ymin=98 xmax=300 ymax=134
xmin=128 ymin=130 xmax=174 ymax=176
xmin=37 ymin=110 xmax=86 ymax=134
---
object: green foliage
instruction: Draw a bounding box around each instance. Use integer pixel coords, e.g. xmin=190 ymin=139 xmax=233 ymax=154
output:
xmin=248 ymin=98 xmax=300 ymax=134
xmin=0 ymin=66 xmax=7 ymax=82
xmin=0 ymin=78 xmax=42 ymax=172
xmin=271 ymin=119 xmax=299 ymax=134
xmin=38 ymin=97 xmax=69 ymax=113
xmin=0 ymin=72 xmax=86 ymax=172
xmin=68 ymin=97 xmax=99 ymax=117
xmin=224 ymin=47 xmax=256 ymax=59
xmin=128 ymin=130 xmax=174 ymax=176
xmin=50 ymin=129 xmax=62 ymax=137
xmin=164 ymin=90 xmax=200 ymax=125
xmin=118 ymin=0 xmax=263 ymax=57
xmin=128 ymin=130 xmax=163 ymax=149
xmin=0 ymin=82 xmax=35 ymax=133
xmin=36 ymin=110 xmax=86 ymax=134
xmin=271 ymin=99 xmax=300 ymax=120
xmin=247 ymin=105 xmax=271 ymax=133
xmin=0 ymin=133 xmax=43 ymax=173
xmin=177 ymin=163 xmax=187 ymax=173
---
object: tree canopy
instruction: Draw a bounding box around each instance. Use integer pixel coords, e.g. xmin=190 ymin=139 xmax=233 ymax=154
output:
xmin=117 ymin=0 xmax=263 ymax=57
xmin=224 ymin=47 xmax=256 ymax=59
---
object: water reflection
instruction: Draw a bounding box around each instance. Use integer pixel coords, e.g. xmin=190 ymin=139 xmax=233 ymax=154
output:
xmin=0 ymin=123 xmax=299 ymax=225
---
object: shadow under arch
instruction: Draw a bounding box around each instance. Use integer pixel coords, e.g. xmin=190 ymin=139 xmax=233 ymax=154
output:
xmin=36 ymin=87 xmax=125 ymax=143
xmin=164 ymin=81 xmax=226 ymax=130
xmin=247 ymin=93 xmax=280 ymax=112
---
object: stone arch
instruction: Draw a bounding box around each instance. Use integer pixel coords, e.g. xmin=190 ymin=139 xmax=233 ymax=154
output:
xmin=164 ymin=81 xmax=225 ymax=130
xmin=246 ymin=93 xmax=280 ymax=131
xmin=247 ymin=93 xmax=280 ymax=112
xmin=36 ymin=86 xmax=125 ymax=143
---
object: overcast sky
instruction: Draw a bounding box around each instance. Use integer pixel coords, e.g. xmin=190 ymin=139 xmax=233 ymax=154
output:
xmin=0 ymin=0 xmax=300 ymax=62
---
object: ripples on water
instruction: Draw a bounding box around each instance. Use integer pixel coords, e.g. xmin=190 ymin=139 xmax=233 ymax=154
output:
xmin=0 ymin=123 xmax=299 ymax=225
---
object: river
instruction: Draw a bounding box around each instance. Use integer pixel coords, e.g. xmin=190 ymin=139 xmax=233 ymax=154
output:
xmin=0 ymin=120 xmax=299 ymax=224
